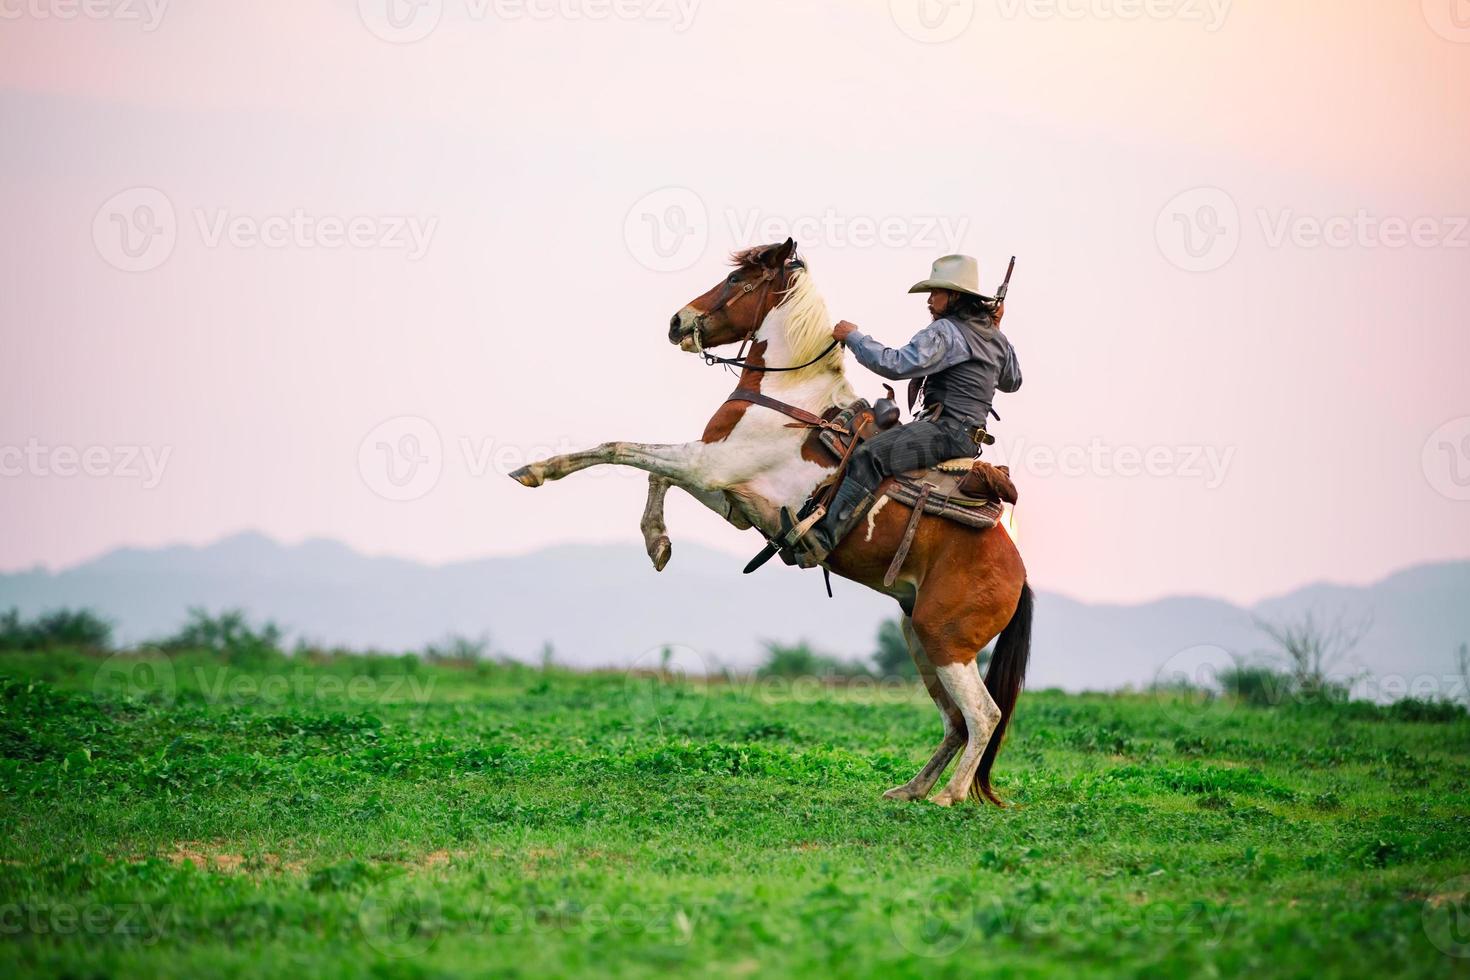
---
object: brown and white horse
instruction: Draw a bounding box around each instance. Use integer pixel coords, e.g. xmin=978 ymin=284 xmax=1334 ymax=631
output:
xmin=511 ymin=240 xmax=1032 ymax=806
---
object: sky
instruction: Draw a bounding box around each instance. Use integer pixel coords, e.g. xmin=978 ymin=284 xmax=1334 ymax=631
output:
xmin=1 ymin=0 xmax=1467 ymax=605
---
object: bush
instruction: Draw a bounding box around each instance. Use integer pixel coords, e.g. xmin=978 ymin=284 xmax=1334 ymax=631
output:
xmin=757 ymin=641 xmax=870 ymax=679
xmin=1218 ymin=664 xmax=1294 ymax=707
xmin=871 ymin=619 xmax=915 ymax=678
xmin=154 ymin=608 xmax=283 ymax=665
xmin=424 ymin=633 xmax=490 ymax=665
xmin=0 ymin=607 xmax=112 ymax=652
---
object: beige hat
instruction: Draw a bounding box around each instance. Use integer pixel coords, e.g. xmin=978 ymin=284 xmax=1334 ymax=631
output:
xmin=908 ymin=254 xmax=993 ymax=301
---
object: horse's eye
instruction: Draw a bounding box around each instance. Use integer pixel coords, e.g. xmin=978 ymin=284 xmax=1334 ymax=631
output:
xmin=728 ymin=273 xmax=740 ymax=284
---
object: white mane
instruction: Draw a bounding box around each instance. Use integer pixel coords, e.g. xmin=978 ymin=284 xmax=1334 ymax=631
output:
xmin=767 ymin=267 xmax=856 ymax=407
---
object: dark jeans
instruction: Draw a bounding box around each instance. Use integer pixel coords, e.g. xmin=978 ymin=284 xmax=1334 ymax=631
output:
xmin=816 ymin=419 xmax=977 ymax=545
xmin=841 ymin=419 xmax=978 ymax=498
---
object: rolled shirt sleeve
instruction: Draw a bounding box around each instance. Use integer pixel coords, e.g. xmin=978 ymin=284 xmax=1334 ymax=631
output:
xmin=841 ymin=320 xmax=970 ymax=381
xmin=998 ymin=340 xmax=1022 ymax=393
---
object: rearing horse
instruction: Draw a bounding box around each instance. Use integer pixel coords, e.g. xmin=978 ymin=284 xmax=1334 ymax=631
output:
xmin=511 ymin=239 xmax=1032 ymax=806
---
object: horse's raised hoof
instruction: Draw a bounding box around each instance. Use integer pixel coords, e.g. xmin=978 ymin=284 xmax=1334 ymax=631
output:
xmin=649 ymin=536 xmax=672 ymax=572
xmin=883 ymin=784 xmax=922 ymax=802
xmin=509 ymin=464 xmax=545 ymax=488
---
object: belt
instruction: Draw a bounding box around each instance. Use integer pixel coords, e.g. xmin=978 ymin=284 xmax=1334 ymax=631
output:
xmin=924 ymin=405 xmax=994 ymax=446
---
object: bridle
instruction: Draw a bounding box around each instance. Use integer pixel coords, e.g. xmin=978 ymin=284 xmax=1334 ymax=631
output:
xmin=690 ymin=259 xmax=840 ymax=374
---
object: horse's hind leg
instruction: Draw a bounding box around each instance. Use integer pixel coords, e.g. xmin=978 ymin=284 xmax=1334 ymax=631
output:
xmin=929 ymin=658 xmax=1001 ymax=807
xmin=882 ymin=617 xmax=965 ymax=802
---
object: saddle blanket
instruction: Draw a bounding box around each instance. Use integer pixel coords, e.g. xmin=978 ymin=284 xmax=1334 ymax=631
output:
xmin=883 ymin=459 xmax=1008 ymax=530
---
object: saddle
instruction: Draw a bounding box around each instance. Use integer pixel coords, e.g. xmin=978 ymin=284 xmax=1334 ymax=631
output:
xmin=815 ymin=396 xmax=1018 ymax=530
xmin=886 ymin=459 xmax=1017 ymax=530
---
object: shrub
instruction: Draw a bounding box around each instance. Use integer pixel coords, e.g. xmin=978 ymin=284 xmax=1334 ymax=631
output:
xmin=0 ymin=607 xmax=112 ymax=652
xmin=1218 ymin=663 xmax=1295 ymax=707
xmin=154 ymin=608 xmax=283 ymax=665
xmin=871 ymin=619 xmax=915 ymax=678
xmin=424 ymin=633 xmax=490 ymax=665
xmin=757 ymin=640 xmax=870 ymax=679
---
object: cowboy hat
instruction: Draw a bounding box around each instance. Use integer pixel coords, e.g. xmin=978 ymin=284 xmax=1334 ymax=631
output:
xmin=908 ymin=254 xmax=994 ymax=301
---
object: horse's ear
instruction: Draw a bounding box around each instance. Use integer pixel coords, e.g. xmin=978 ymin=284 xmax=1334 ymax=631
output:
xmin=766 ymin=238 xmax=797 ymax=268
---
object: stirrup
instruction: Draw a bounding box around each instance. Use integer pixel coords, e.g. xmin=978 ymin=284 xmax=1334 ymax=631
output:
xmin=780 ymin=506 xmax=830 ymax=568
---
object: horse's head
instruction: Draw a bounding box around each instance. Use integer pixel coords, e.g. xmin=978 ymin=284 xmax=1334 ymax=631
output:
xmin=668 ymin=238 xmax=801 ymax=352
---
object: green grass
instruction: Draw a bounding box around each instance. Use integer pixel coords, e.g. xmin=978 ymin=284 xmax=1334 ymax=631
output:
xmin=1 ymin=649 xmax=1468 ymax=978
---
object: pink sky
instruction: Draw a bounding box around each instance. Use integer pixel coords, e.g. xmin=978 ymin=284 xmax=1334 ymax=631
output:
xmin=1 ymin=0 xmax=1467 ymax=605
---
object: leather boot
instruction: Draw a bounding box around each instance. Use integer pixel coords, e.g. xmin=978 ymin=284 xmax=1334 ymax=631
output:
xmin=784 ymin=489 xmax=877 ymax=569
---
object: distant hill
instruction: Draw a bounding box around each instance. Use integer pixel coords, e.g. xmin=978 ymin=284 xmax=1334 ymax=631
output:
xmin=1 ymin=533 xmax=1466 ymax=693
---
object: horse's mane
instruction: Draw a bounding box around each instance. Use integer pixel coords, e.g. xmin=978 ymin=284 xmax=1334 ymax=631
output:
xmin=731 ymin=249 xmax=853 ymax=402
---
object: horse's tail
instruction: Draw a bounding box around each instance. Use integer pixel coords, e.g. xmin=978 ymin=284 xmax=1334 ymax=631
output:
xmin=972 ymin=581 xmax=1033 ymax=806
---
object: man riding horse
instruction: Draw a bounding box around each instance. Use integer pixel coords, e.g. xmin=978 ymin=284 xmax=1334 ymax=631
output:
xmin=778 ymin=254 xmax=1023 ymax=568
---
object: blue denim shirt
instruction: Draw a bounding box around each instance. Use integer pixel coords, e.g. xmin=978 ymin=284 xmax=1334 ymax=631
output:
xmin=843 ymin=319 xmax=1021 ymax=388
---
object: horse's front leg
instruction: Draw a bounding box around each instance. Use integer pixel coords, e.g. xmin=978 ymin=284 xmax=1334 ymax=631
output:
xmin=641 ymin=476 xmax=674 ymax=571
xmin=640 ymin=475 xmax=754 ymax=572
xmin=510 ymin=440 xmax=710 ymax=490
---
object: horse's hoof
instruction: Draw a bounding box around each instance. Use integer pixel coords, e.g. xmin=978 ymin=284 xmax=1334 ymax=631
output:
xmin=928 ymin=793 xmax=959 ymax=808
xmin=883 ymin=785 xmax=920 ymax=802
xmin=509 ymin=465 xmax=543 ymax=488
xmin=650 ymin=536 xmax=672 ymax=572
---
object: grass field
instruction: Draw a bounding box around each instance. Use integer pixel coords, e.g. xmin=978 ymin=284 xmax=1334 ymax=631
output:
xmin=2 ymin=648 xmax=1468 ymax=978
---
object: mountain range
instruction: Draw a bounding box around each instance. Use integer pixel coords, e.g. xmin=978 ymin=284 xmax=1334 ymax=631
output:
xmin=1 ymin=533 xmax=1466 ymax=694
